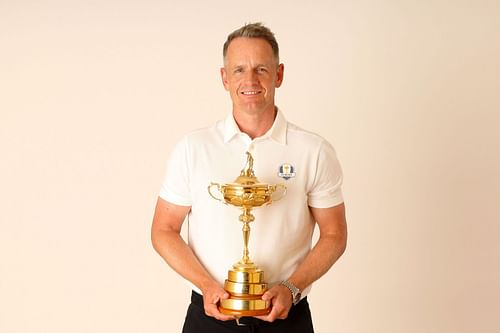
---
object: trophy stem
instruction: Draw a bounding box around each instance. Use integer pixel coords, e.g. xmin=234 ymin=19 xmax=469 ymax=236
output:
xmin=242 ymin=221 xmax=250 ymax=263
xmin=239 ymin=207 xmax=255 ymax=264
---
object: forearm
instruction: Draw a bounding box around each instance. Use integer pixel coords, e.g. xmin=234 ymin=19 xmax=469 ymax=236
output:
xmin=287 ymin=231 xmax=347 ymax=291
xmin=256 ymin=229 xmax=346 ymax=322
xmin=151 ymin=228 xmax=218 ymax=291
xmin=151 ymin=198 xmax=234 ymax=321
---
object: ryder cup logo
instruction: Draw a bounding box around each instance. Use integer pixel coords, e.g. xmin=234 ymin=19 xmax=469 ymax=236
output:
xmin=278 ymin=163 xmax=296 ymax=180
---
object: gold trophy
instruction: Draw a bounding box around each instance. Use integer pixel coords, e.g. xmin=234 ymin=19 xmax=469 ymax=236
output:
xmin=208 ymin=152 xmax=286 ymax=316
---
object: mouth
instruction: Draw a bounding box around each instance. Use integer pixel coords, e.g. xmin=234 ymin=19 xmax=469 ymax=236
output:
xmin=240 ymin=90 xmax=262 ymax=96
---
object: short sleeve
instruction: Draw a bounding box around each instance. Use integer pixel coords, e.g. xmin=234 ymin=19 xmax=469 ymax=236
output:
xmin=307 ymin=140 xmax=344 ymax=208
xmin=159 ymin=138 xmax=192 ymax=206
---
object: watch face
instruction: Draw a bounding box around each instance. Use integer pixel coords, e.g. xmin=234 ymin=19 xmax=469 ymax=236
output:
xmin=294 ymin=292 xmax=301 ymax=304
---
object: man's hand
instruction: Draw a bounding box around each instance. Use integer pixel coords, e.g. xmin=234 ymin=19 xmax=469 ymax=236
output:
xmin=254 ymin=284 xmax=293 ymax=322
xmin=201 ymin=282 xmax=235 ymax=321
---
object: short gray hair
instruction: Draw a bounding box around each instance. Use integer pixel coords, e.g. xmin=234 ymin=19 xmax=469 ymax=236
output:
xmin=223 ymin=23 xmax=280 ymax=63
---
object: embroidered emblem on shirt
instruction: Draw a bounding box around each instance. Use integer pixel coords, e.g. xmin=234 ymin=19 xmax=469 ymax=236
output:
xmin=278 ymin=163 xmax=296 ymax=180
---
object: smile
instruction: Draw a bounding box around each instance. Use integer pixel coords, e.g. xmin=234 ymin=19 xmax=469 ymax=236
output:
xmin=241 ymin=91 xmax=261 ymax=95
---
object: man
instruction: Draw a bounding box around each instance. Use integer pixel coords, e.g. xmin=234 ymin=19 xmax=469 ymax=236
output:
xmin=152 ymin=23 xmax=347 ymax=332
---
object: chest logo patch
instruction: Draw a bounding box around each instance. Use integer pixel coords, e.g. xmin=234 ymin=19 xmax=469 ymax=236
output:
xmin=278 ymin=163 xmax=296 ymax=180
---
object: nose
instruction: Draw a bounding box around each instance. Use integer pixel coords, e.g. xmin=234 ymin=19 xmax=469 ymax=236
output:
xmin=243 ymin=70 xmax=259 ymax=84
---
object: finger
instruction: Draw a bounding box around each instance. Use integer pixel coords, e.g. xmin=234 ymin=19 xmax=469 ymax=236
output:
xmin=261 ymin=291 xmax=272 ymax=302
xmin=204 ymin=290 xmax=228 ymax=306
xmin=204 ymin=303 xmax=234 ymax=321
xmin=261 ymin=288 xmax=277 ymax=302
xmin=215 ymin=311 xmax=235 ymax=321
xmin=255 ymin=305 xmax=280 ymax=322
xmin=277 ymin=310 xmax=289 ymax=320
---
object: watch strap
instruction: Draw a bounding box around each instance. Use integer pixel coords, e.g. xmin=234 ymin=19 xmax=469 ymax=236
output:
xmin=280 ymin=280 xmax=302 ymax=305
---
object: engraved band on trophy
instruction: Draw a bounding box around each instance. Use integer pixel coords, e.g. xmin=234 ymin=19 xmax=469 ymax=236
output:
xmin=208 ymin=152 xmax=286 ymax=316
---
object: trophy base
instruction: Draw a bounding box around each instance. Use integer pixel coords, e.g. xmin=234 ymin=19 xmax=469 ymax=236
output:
xmin=219 ymin=295 xmax=270 ymax=316
xmin=220 ymin=264 xmax=271 ymax=317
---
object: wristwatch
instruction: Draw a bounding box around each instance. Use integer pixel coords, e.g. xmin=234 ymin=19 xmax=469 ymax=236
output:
xmin=280 ymin=280 xmax=302 ymax=305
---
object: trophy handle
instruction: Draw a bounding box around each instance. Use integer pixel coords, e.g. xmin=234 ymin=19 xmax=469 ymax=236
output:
xmin=208 ymin=182 xmax=224 ymax=202
xmin=271 ymin=184 xmax=287 ymax=202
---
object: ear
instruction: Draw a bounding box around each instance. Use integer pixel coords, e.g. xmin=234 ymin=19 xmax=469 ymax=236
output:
xmin=220 ymin=67 xmax=229 ymax=91
xmin=275 ymin=63 xmax=284 ymax=88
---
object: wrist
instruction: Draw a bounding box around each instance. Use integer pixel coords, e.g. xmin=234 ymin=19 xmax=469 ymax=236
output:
xmin=280 ymin=280 xmax=302 ymax=305
xmin=197 ymin=276 xmax=219 ymax=292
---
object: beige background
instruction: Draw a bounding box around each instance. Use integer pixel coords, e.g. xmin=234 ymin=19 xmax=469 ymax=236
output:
xmin=1 ymin=0 xmax=499 ymax=332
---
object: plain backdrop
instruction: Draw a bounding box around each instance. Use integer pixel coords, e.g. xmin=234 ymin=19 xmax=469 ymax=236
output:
xmin=1 ymin=1 xmax=499 ymax=332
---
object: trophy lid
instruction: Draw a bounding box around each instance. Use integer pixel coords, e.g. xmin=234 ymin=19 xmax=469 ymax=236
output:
xmin=229 ymin=152 xmax=266 ymax=187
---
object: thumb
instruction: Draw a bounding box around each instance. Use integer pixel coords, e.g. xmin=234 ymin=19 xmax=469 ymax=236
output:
xmin=261 ymin=288 xmax=277 ymax=302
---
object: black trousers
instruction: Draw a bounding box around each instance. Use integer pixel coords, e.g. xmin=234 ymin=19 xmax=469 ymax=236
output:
xmin=182 ymin=291 xmax=315 ymax=333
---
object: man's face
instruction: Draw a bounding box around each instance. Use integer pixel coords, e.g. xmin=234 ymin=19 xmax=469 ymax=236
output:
xmin=221 ymin=37 xmax=284 ymax=115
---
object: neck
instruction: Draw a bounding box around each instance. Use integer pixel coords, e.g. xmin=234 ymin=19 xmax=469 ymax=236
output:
xmin=233 ymin=106 xmax=277 ymax=139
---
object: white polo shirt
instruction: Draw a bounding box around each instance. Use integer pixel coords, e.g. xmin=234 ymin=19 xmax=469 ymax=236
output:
xmin=160 ymin=109 xmax=343 ymax=297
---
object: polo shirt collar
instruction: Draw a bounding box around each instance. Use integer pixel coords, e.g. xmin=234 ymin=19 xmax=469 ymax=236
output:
xmin=223 ymin=108 xmax=288 ymax=145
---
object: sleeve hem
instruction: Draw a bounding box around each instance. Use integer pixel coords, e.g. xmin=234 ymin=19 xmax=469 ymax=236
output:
xmin=159 ymin=189 xmax=192 ymax=207
xmin=307 ymin=191 xmax=344 ymax=209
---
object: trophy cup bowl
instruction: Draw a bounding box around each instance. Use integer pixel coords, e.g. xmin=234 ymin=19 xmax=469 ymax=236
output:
xmin=208 ymin=152 xmax=286 ymax=317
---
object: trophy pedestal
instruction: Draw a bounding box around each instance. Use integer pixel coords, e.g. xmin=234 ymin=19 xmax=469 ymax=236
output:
xmin=219 ymin=262 xmax=270 ymax=316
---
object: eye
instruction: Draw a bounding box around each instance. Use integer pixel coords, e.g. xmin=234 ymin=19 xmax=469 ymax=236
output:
xmin=257 ymin=67 xmax=268 ymax=73
xmin=234 ymin=68 xmax=243 ymax=74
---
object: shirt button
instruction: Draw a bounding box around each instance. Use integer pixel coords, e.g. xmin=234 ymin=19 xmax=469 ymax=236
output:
xmin=247 ymin=143 xmax=255 ymax=154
